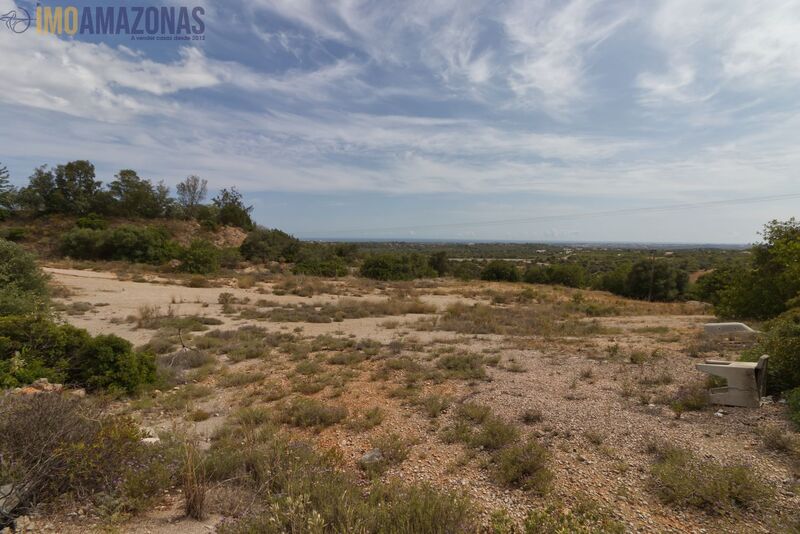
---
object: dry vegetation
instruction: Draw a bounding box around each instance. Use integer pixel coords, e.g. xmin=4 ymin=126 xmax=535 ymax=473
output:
xmin=9 ymin=268 xmax=799 ymax=533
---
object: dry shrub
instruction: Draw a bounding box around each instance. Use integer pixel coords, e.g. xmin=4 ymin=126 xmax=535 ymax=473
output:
xmin=649 ymin=444 xmax=771 ymax=512
xmin=0 ymin=393 xmax=177 ymax=524
xmin=183 ymin=440 xmax=207 ymax=519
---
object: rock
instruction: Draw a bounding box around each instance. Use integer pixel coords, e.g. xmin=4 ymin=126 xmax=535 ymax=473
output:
xmin=31 ymin=378 xmax=63 ymax=392
xmin=358 ymin=449 xmax=384 ymax=468
xmin=141 ymin=437 xmax=161 ymax=445
xmin=71 ymin=388 xmax=86 ymax=398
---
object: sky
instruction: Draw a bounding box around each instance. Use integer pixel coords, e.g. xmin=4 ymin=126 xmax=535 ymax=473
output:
xmin=1 ymin=0 xmax=798 ymax=243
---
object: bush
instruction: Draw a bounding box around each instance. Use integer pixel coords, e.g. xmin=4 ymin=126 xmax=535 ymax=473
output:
xmin=0 ymin=315 xmax=88 ymax=387
xmin=293 ymin=248 xmax=349 ymax=277
xmin=0 ymin=394 xmax=177 ymax=523
xmin=787 ymin=387 xmax=800 ymax=429
xmin=100 ymin=225 xmax=178 ymax=263
xmin=493 ymin=439 xmax=552 ymax=493
xmin=59 ymin=225 xmax=179 ymax=264
xmin=1 ymin=227 xmax=27 ymax=242
xmin=470 ymin=416 xmax=519 ymax=451
xmin=436 ymin=353 xmax=487 ymax=380
xmin=279 ymin=397 xmax=347 ymax=428
xmin=219 ymin=247 xmax=243 ymax=269
xmin=180 ymin=239 xmax=221 ymax=274
xmin=75 ymin=213 xmax=108 ymax=230
xmin=58 ymin=227 xmax=104 ymax=259
xmin=360 ymin=253 xmax=436 ymax=281
xmin=481 ymin=260 xmax=520 ymax=282
xmin=650 ymin=445 xmax=770 ymax=511
xmin=523 ymin=264 xmax=586 ymax=288
xmin=742 ymin=309 xmax=800 ymax=394
xmin=208 ymin=418 xmax=473 ymax=534
xmin=240 ymin=228 xmax=301 ymax=263
xmin=0 ymin=239 xmax=48 ymax=302
xmin=522 ymin=499 xmax=625 ymax=534
xmin=450 ymin=261 xmax=482 ymax=281
xmin=0 ymin=316 xmax=155 ymax=393
xmin=72 ymin=334 xmax=156 ymax=393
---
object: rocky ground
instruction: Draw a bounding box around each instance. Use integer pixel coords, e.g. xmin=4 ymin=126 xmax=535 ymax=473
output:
xmin=22 ymin=267 xmax=800 ymax=533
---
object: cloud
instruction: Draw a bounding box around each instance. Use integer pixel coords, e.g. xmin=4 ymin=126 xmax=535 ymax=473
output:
xmin=638 ymin=0 xmax=800 ymax=106
xmin=501 ymin=0 xmax=630 ymax=115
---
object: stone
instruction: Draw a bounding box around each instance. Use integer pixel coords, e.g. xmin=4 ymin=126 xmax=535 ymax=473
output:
xmin=358 ymin=449 xmax=384 ymax=468
xmin=141 ymin=437 xmax=161 ymax=444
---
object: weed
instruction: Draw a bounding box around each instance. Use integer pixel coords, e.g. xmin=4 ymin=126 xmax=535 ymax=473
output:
xmin=279 ymin=397 xmax=347 ymax=428
xmin=492 ymin=439 xmax=552 ymax=493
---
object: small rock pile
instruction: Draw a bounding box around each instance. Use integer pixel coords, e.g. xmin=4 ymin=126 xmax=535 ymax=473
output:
xmin=11 ymin=378 xmax=85 ymax=398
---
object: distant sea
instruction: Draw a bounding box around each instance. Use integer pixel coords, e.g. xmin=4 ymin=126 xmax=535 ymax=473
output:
xmin=303 ymin=237 xmax=750 ymax=249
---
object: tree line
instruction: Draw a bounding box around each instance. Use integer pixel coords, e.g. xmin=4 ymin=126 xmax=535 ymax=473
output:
xmin=0 ymin=160 xmax=254 ymax=230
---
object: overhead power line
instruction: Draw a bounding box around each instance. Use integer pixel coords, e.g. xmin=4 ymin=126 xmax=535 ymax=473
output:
xmin=306 ymin=192 xmax=800 ymax=236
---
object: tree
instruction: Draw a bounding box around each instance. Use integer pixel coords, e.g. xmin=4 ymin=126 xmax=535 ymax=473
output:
xmin=16 ymin=166 xmax=58 ymax=214
xmin=625 ymin=259 xmax=688 ymax=302
xmin=176 ymin=175 xmax=207 ymax=217
xmin=0 ymin=163 xmax=15 ymax=217
xmin=428 ymin=251 xmax=449 ymax=276
xmin=481 ymin=260 xmax=520 ymax=282
xmin=213 ymin=187 xmax=254 ymax=229
xmin=108 ymin=170 xmax=172 ymax=218
xmin=52 ymin=160 xmax=103 ymax=215
xmin=716 ymin=219 xmax=800 ymax=319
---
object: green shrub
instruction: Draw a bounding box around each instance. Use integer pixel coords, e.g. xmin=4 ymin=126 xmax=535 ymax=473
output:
xmin=450 ymin=260 xmax=482 ymax=281
xmin=470 ymin=416 xmax=519 ymax=451
xmin=0 ymin=315 xmax=89 ymax=387
xmin=360 ymin=253 xmax=436 ymax=281
xmin=742 ymin=309 xmax=800 ymax=394
xmin=59 ymin=225 xmax=179 ymax=264
xmin=650 ymin=444 xmax=771 ymax=511
xmin=240 ymin=228 xmax=301 ymax=263
xmin=1 ymin=227 xmax=27 ymax=242
xmin=0 ymin=317 xmax=155 ymax=393
xmin=481 ymin=260 xmax=520 ymax=282
xmin=293 ymin=254 xmax=349 ymax=277
xmin=208 ymin=417 xmax=473 ymax=534
xmin=219 ymin=247 xmax=243 ymax=269
xmin=493 ymin=439 xmax=552 ymax=493
xmin=59 ymin=227 xmax=104 ymax=259
xmin=436 ymin=353 xmax=487 ymax=380
xmin=523 ymin=499 xmax=625 ymax=534
xmin=100 ymin=225 xmax=178 ymax=263
xmin=72 ymin=334 xmax=156 ymax=393
xmin=180 ymin=239 xmax=220 ymax=274
xmin=523 ymin=264 xmax=586 ymax=288
xmin=75 ymin=213 xmax=108 ymax=230
xmin=279 ymin=397 xmax=347 ymax=428
xmin=0 ymin=239 xmax=49 ymax=310
xmin=788 ymin=387 xmax=800 ymax=429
